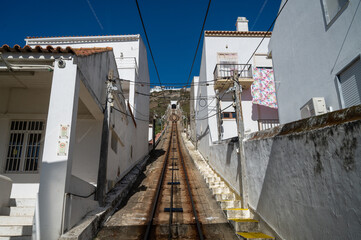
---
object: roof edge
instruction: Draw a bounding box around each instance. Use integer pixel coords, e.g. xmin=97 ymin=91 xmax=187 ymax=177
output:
xmin=25 ymin=34 xmax=140 ymax=44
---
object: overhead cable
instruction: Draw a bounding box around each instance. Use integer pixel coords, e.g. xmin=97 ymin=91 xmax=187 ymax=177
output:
xmin=185 ymin=0 xmax=212 ymax=88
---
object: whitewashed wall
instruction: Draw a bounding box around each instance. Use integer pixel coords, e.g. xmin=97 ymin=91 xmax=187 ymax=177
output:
xmin=27 ymin=36 xmax=150 ymax=188
xmin=269 ymin=0 xmax=361 ymax=124
xmin=196 ymin=34 xmax=273 ymax=159
xmin=0 ymin=86 xmax=51 ymax=198
xmin=244 ymin=106 xmax=361 ymax=239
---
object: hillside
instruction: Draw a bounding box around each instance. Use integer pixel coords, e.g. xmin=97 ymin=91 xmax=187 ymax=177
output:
xmin=149 ymin=88 xmax=190 ymax=123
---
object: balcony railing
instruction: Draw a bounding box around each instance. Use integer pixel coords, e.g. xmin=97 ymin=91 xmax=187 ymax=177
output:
xmin=213 ymin=64 xmax=252 ymax=80
xmin=258 ymin=119 xmax=280 ymax=131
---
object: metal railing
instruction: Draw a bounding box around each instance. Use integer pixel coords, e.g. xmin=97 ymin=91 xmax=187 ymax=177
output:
xmin=115 ymin=57 xmax=139 ymax=76
xmin=213 ymin=64 xmax=252 ymax=80
xmin=258 ymin=119 xmax=280 ymax=131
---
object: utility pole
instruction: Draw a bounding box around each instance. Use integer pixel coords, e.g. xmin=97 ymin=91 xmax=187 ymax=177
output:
xmin=153 ymin=116 xmax=156 ymax=151
xmin=96 ymin=70 xmax=114 ymax=206
xmin=233 ymin=70 xmax=248 ymax=208
xmin=215 ymin=89 xmax=222 ymax=142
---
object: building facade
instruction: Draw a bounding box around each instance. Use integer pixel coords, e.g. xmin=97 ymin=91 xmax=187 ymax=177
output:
xmin=192 ymin=17 xmax=279 ymax=158
xmin=269 ymin=0 xmax=361 ymax=123
xmin=0 ymin=35 xmax=150 ymax=240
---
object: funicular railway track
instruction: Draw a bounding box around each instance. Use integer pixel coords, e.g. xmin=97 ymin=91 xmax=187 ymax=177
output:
xmin=95 ymin=110 xmax=239 ymax=240
xmin=144 ymin=110 xmax=204 ymax=240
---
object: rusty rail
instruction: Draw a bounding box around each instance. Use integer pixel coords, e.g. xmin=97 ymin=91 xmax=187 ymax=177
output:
xmin=144 ymin=111 xmax=204 ymax=239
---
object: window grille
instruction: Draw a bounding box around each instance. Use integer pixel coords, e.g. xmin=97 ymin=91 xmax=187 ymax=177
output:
xmin=5 ymin=120 xmax=44 ymax=173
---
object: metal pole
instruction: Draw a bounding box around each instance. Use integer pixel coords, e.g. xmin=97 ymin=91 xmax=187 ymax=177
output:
xmin=233 ymin=70 xmax=248 ymax=208
xmin=153 ymin=117 xmax=156 ymax=151
xmin=216 ymin=89 xmax=222 ymax=142
xmin=96 ymin=78 xmax=112 ymax=206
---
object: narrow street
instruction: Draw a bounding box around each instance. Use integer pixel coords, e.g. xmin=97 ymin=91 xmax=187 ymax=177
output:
xmin=94 ymin=112 xmax=238 ymax=239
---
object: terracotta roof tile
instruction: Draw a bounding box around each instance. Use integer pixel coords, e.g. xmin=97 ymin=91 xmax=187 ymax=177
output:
xmin=0 ymin=45 xmax=113 ymax=56
xmin=0 ymin=44 xmax=74 ymax=54
xmin=72 ymin=47 xmax=113 ymax=56
xmin=205 ymin=31 xmax=271 ymax=37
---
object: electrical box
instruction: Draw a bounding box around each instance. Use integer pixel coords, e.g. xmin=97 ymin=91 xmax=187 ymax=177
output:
xmin=300 ymin=97 xmax=327 ymax=119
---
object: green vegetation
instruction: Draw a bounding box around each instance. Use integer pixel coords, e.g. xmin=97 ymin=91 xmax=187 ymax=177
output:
xmin=149 ymin=88 xmax=190 ymax=133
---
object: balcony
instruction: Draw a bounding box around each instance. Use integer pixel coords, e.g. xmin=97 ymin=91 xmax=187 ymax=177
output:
xmin=213 ymin=64 xmax=253 ymax=91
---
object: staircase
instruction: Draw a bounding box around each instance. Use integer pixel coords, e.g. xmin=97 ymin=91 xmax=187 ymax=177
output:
xmin=184 ymin=140 xmax=275 ymax=240
xmin=0 ymin=198 xmax=35 ymax=240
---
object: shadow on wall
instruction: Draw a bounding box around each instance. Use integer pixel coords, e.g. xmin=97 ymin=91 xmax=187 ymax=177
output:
xmin=226 ymin=140 xmax=235 ymax=166
xmin=197 ymin=125 xmax=210 ymax=142
xmin=251 ymin=104 xmax=279 ymax=121
xmin=247 ymin=119 xmax=361 ymax=239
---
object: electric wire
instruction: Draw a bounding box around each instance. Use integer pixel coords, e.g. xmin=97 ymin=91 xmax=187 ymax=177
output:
xmin=185 ymin=0 xmax=212 ymax=88
xmin=134 ymin=0 xmax=163 ymax=88
xmin=194 ymin=103 xmax=233 ymax=120
xmin=111 ymin=106 xmax=150 ymax=122
xmin=116 ymin=77 xmax=220 ymax=86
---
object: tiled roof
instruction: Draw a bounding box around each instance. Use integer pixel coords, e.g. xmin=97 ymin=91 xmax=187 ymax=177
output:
xmin=0 ymin=45 xmax=113 ymax=56
xmin=72 ymin=47 xmax=113 ymax=56
xmin=205 ymin=31 xmax=271 ymax=37
xmin=0 ymin=44 xmax=74 ymax=54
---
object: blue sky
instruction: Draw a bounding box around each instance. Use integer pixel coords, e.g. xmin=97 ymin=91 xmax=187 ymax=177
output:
xmin=1 ymin=0 xmax=281 ymax=87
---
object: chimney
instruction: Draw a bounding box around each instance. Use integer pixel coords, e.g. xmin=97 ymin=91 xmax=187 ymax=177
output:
xmin=236 ymin=17 xmax=249 ymax=31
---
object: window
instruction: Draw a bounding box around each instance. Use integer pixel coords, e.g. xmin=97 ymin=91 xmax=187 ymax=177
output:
xmin=338 ymin=58 xmax=361 ymax=108
xmin=221 ymin=112 xmax=236 ymax=119
xmin=5 ymin=120 xmax=44 ymax=173
xmin=322 ymin=0 xmax=348 ymax=25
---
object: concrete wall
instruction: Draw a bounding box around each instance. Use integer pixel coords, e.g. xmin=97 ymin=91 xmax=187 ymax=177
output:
xmin=244 ymin=105 xmax=361 ymax=239
xmin=72 ymin=119 xmax=102 ymax=184
xmin=269 ymin=0 xmax=361 ymax=124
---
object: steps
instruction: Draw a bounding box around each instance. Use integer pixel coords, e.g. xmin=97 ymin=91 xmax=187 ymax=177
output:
xmin=0 ymin=198 xmax=35 ymax=239
xmin=186 ymin=140 xmax=274 ymax=240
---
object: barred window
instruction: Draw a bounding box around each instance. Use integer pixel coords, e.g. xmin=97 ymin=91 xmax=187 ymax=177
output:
xmin=5 ymin=120 xmax=44 ymax=173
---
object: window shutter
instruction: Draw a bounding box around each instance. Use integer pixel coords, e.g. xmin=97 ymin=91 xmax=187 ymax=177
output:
xmin=339 ymin=58 xmax=361 ymax=108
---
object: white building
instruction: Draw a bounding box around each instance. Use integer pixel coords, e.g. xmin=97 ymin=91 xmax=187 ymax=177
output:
xmin=269 ymin=0 xmax=361 ymax=124
xmin=192 ymin=17 xmax=279 ymax=156
xmin=150 ymin=86 xmax=162 ymax=93
xmin=0 ymin=34 xmax=150 ymax=240
xmin=189 ymin=76 xmax=199 ymax=144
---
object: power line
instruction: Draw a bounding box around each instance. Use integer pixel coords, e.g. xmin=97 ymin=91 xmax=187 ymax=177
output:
xmin=194 ymin=103 xmax=233 ymax=121
xmin=111 ymin=106 xmax=150 ymax=122
xmin=116 ymin=77 xmax=219 ymax=87
xmin=185 ymin=0 xmax=212 ymax=88
xmin=134 ymin=0 xmax=163 ymax=88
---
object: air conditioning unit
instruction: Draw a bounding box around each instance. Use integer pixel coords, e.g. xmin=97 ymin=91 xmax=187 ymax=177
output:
xmin=300 ymin=97 xmax=327 ymax=119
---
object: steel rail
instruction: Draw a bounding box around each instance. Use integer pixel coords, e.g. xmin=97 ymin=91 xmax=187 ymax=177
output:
xmin=168 ymin=123 xmax=176 ymax=239
xmin=175 ymin=123 xmax=204 ymax=240
xmin=143 ymin=123 xmax=173 ymax=240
